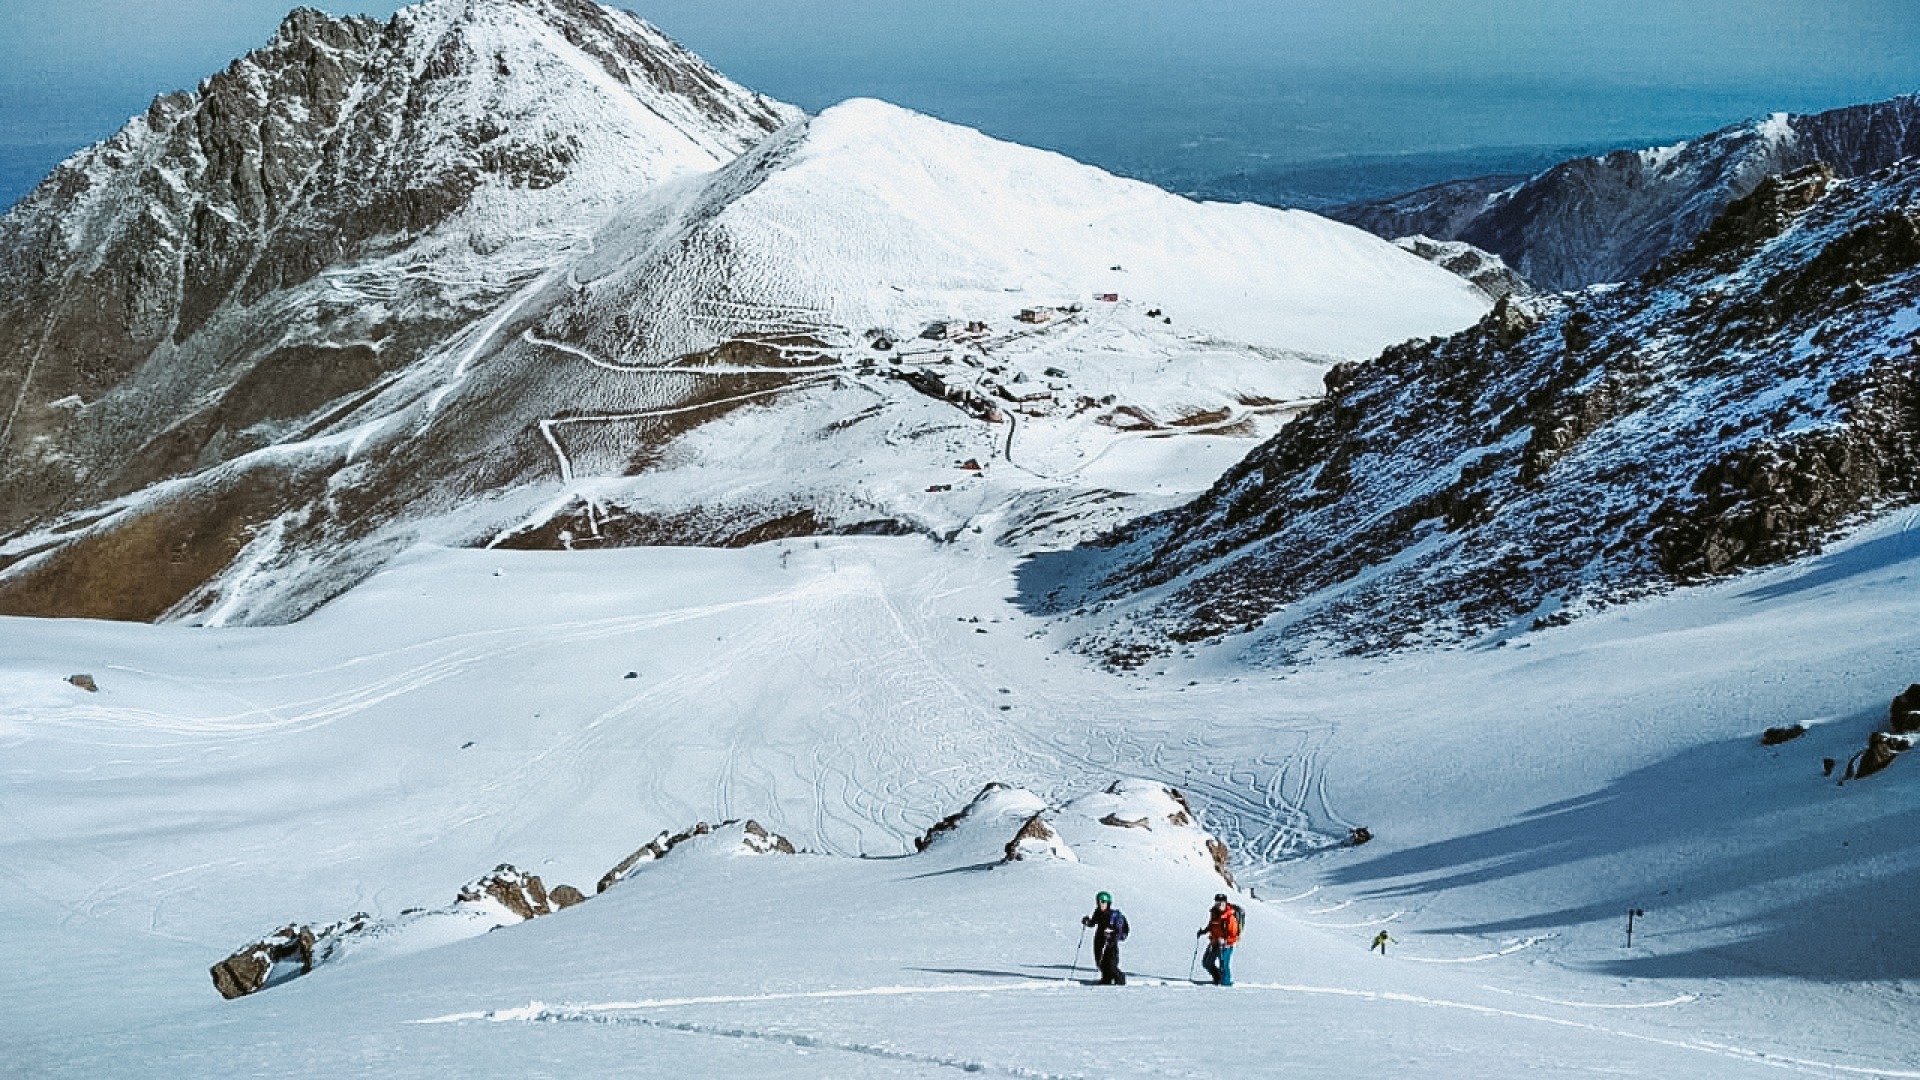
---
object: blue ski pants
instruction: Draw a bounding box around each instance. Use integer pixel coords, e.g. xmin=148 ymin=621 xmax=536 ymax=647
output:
xmin=1202 ymin=942 xmax=1234 ymax=986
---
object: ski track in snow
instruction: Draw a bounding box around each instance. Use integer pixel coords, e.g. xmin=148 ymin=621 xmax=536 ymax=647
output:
xmin=1397 ymin=937 xmax=1544 ymax=964
xmin=1480 ymin=985 xmax=1700 ymax=1010
xmin=420 ymin=980 xmax=1914 ymax=1079
xmin=1299 ymin=910 xmax=1404 ymax=928
xmin=423 ymin=990 xmax=1089 ymax=1079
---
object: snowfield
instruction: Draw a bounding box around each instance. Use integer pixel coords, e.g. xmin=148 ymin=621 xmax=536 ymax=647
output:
xmin=5 ymin=497 xmax=1920 ymax=1077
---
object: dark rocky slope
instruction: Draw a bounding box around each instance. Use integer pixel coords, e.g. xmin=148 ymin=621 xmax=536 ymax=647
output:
xmin=1050 ymin=161 xmax=1920 ymax=666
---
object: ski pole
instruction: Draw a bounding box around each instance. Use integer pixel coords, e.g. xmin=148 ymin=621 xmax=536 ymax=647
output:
xmin=1188 ymin=937 xmax=1203 ymax=982
xmin=1068 ymin=925 xmax=1088 ymax=983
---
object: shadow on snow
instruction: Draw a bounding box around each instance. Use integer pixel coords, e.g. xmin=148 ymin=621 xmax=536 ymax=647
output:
xmin=1328 ymin=716 xmax=1920 ymax=981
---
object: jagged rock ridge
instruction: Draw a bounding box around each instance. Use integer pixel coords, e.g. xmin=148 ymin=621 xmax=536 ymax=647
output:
xmin=1331 ymin=94 xmax=1920 ymax=290
xmin=1046 ymin=160 xmax=1920 ymax=666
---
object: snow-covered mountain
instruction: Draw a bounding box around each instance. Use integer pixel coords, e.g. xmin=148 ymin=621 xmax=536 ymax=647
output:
xmin=0 ymin=0 xmax=795 ymax=604
xmin=1330 ymin=94 xmax=1920 ymax=290
xmin=0 ymin=12 xmax=1488 ymax=626
xmin=1043 ymin=159 xmax=1920 ymax=666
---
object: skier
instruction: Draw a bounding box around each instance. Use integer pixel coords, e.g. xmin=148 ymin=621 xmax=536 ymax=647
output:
xmin=1196 ymin=893 xmax=1241 ymax=986
xmin=1081 ymin=891 xmax=1129 ymax=985
xmin=1370 ymin=930 xmax=1395 ymax=955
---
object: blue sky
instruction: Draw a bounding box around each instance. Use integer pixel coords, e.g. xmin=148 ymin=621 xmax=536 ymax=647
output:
xmin=3 ymin=0 xmax=1917 ymax=207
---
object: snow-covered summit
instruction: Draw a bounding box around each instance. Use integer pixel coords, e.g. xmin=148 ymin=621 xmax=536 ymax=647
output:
xmin=627 ymin=96 xmax=1489 ymax=359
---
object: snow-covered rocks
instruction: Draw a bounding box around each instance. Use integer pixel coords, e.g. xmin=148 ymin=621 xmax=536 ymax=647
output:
xmin=1057 ymin=780 xmax=1236 ymax=888
xmin=210 ymin=820 xmax=802 ymax=1001
xmin=914 ymin=782 xmax=1048 ymax=858
xmin=455 ymin=864 xmax=583 ymax=922
xmin=210 ymin=862 xmax=585 ymax=999
xmin=1851 ymin=732 xmax=1911 ymax=780
xmin=597 ymin=819 xmax=796 ymax=894
xmin=911 ymin=779 xmax=1235 ymax=885
xmin=210 ymin=920 xmax=344 ymax=1000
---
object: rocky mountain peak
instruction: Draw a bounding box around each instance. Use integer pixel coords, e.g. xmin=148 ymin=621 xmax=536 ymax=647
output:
xmin=0 ymin=0 xmax=797 ymax=572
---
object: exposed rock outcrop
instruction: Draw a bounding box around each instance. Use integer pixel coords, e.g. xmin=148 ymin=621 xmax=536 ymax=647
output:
xmin=1394 ymin=235 xmax=1532 ymax=302
xmin=212 ymin=861 xmax=582 ymax=1000
xmin=209 ymin=914 xmax=369 ymax=1000
xmin=597 ymin=818 xmax=796 ymax=894
xmin=1002 ymin=814 xmax=1074 ymax=862
xmin=456 ymin=865 xmax=560 ymax=921
xmin=1851 ymin=732 xmax=1911 ymax=780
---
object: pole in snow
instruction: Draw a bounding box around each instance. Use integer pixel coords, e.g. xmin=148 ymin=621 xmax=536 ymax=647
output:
xmin=1625 ymin=908 xmax=1645 ymax=948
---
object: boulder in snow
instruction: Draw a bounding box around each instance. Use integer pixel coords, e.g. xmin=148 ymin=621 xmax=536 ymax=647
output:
xmin=742 ymin=819 xmax=798 ymax=855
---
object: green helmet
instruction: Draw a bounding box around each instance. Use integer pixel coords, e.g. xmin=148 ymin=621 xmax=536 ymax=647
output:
xmin=1096 ymin=891 xmax=1112 ymax=904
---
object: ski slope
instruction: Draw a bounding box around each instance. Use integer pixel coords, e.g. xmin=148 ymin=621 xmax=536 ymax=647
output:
xmin=4 ymin=496 xmax=1920 ymax=1076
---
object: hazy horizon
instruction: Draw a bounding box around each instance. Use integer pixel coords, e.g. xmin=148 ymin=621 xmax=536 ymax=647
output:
xmin=3 ymin=0 xmax=1916 ymax=209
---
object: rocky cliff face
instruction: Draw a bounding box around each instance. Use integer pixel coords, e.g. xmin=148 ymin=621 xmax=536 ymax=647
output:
xmin=0 ymin=0 xmax=795 ymax=619
xmin=1051 ymin=161 xmax=1920 ymax=666
xmin=1330 ymin=94 xmax=1920 ymax=291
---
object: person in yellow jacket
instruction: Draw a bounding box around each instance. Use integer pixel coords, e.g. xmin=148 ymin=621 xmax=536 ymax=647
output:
xmin=1370 ymin=930 xmax=1395 ymax=955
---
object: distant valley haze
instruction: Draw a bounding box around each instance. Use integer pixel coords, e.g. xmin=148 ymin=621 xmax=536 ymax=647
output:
xmin=3 ymin=0 xmax=1917 ymax=209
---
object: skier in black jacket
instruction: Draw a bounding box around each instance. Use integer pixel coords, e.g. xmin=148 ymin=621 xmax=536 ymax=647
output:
xmin=1081 ymin=891 xmax=1129 ymax=985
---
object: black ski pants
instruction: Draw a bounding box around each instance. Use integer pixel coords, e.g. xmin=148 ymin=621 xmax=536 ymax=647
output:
xmin=1094 ymin=936 xmax=1125 ymax=985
